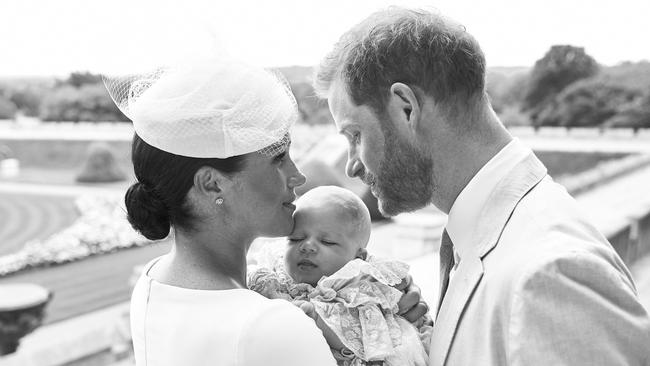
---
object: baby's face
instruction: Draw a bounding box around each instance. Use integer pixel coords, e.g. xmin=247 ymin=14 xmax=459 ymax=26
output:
xmin=285 ymin=203 xmax=364 ymax=286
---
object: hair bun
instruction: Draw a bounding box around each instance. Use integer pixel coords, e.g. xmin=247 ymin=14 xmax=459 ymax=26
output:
xmin=125 ymin=182 xmax=171 ymax=240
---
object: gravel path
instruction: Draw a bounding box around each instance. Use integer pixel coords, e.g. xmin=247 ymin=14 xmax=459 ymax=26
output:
xmin=0 ymin=241 xmax=170 ymax=324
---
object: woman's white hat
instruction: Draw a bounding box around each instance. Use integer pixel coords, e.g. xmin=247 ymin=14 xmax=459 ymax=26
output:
xmin=103 ymin=58 xmax=297 ymax=158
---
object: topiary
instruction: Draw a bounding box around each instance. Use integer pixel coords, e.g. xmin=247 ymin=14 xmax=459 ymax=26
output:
xmin=76 ymin=142 xmax=126 ymax=183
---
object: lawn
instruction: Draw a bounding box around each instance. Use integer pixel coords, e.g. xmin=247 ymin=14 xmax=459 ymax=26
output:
xmin=535 ymin=151 xmax=631 ymax=178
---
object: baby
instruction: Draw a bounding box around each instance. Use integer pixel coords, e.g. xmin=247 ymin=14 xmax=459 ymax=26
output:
xmin=248 ymin=186 xmax=431 ymax=366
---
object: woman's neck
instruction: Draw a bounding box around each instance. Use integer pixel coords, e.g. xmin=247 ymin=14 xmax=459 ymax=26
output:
xmin=152 ymin=229 xmax=252 ymax=290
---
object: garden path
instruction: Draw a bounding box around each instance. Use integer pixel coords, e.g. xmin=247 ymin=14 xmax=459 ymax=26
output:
xmin=0 ymin=193 xmax=78 ymax=256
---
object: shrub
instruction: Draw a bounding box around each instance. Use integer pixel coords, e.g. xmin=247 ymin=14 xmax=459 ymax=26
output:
xmin=0 ymin=145 xmax=14 ymax=160
xmin=76 ymin=142 xmax=127 ymax=183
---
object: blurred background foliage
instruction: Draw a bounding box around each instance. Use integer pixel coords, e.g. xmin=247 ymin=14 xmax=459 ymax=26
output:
xmin=0 ymin=45 xmax=649 ymax=130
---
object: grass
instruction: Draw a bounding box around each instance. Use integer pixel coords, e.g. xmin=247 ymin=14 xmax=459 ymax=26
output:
xmin=535 ymin=151 xmax=630 ymax=178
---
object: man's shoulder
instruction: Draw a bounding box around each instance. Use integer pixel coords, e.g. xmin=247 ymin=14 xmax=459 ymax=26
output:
xmin=493 ymin=174 xmax=611 ymax=257
xmin=481 ymin=173 xmax=631 ymax=291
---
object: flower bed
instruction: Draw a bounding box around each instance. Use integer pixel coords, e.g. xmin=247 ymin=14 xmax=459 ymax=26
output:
xmin=0 ymin=195 xmax=150 ymax=276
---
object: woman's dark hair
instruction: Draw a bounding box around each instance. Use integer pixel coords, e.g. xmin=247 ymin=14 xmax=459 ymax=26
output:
xmin=125 ymin=134 xmax=246 ymax=240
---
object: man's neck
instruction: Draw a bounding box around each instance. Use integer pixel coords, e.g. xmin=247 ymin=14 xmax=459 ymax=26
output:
xmin=432 ymin=110 xmax=512 ymax=214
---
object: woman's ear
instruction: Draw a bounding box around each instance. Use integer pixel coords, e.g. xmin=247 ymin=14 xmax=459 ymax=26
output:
xmin=387 ymin=83 xmax=422 ymax=136
xmin=193 ymin=166 xmax=229 ymax=199
xmin=356 ymin=247 xmax=368 ymax=261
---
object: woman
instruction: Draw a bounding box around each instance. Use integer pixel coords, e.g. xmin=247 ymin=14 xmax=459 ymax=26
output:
xmin=105 ymin=58 xmax=423 ymax=366
xmin=103 ymin=58 xmax=335 ymax=365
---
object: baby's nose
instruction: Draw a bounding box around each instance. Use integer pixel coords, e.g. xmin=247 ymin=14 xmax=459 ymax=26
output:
xmin=299 ymin=240 xmax=317 ymax=253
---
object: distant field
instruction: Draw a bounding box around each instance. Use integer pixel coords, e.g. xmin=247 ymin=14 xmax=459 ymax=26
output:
xmin=535 ymin=151 xmax=630 ymax=178
xmin=0 ymin=124 xmax=633 ymax=186
xmin=0 ymin=123 xmax=334 ymax=170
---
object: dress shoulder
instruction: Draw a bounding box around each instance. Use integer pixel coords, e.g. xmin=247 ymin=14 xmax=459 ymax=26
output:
xmin=238 ymin=299 xmax=337 ymax=366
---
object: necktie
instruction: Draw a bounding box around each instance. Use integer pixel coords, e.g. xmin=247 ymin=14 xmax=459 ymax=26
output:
xmin=436 ymin=229 xmax=454 ymax=318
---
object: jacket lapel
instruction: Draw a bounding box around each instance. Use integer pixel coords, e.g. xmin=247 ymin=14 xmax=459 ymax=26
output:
xmin=430 ymin=255 xmax=483 ymax=366
xmin=429 ymin=151 xmax=548 ymax=366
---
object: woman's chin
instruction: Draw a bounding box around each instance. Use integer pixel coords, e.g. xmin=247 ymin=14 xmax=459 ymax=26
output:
xmin=262 ymin=218 xmax=293 ymax=238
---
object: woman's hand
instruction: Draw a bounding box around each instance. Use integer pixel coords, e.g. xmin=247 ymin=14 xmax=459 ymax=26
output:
xmin=395 ymin=274 xmax=430 ymax=323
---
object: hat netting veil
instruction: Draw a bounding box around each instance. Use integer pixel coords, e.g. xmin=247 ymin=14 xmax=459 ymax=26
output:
xmin=103 ymin=58 xmax=297 ymax=158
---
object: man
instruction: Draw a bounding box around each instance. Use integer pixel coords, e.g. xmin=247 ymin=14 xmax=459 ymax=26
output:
xmin=315 ymin=7 xmax=650 ymax=366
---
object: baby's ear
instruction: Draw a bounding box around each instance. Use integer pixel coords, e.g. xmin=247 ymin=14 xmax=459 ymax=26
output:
xmin=356 ymin=248 xmax=368 ymax=261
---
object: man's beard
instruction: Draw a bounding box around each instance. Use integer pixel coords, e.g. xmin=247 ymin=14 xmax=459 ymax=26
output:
xmin=363 ymin=125 xmax=434 ymax=217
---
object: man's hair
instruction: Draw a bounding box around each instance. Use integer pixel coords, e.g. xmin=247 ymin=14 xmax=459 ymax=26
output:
xmin=315 ymin=7 xmax=487 ymax=116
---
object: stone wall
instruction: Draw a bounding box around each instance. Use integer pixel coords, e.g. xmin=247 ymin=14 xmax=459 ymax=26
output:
xmin=608 ymin=208 xmax=650 ymax=266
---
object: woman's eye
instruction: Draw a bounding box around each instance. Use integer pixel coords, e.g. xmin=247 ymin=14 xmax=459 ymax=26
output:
xmin=321 ymin=240 xmax=337 ymax=246
xmin=273 ymin=152 xmax=287 ymax=163
xmin=288 ymin=237 xmax=302 ymax=243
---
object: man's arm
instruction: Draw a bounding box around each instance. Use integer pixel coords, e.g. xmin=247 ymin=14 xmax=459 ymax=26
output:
xmin=508 ymin=251 xmax=650 ymax=366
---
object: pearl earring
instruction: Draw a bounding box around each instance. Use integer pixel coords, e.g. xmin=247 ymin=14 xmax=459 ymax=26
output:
xmin=215 ymin=197 xmax=224 ymax=205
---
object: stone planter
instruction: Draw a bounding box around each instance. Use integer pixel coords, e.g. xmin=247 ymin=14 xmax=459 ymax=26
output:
xmin=0 ymin=158 xmax=19 ymax=178
xmin=0 ymin=284 xmax=52 ymax=355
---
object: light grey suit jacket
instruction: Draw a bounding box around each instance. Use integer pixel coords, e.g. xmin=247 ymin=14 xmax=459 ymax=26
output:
xmin=429 ymin=151 xmax=650 ymax=365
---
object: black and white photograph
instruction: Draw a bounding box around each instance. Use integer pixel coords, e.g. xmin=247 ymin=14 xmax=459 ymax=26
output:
xmin=1 ymin=0 xmax=649 ymax=365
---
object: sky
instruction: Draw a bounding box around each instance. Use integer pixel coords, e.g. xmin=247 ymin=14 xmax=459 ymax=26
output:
xmin=2 ymin=0 xmax=649 ymax=77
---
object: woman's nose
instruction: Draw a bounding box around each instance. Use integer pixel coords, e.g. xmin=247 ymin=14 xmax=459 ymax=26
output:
xmin=288 ymin=163 xmax=307 ymax=188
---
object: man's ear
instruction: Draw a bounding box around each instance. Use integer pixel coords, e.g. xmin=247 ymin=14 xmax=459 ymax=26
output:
xmin=387 ymin=82 xmax=422 ymax=135
xmin=356 ymin=247 xmax=368 ymax=261
xmin=193 ymin=166 xmax=229 ymax=198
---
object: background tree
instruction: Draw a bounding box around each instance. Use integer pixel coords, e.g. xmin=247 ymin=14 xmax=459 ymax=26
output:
xmin=523 ymin=45 xmax=599 ymax=124
xmin=604 ymin=90 xmax=650 ymax=131
xmin=64 ymin=72 xmax=103 ymax=88
xmin=0 ymin=95 xmax=17 ymax=119
xmin=486 ymin=67 xmax=529 ymax=114
xmin=8 ymin=89 xmax=43 ymax=117
xmin=40 ymin=83 xmax=128 ymax=122
xmin=534 ymin=78 xmax=639 ymax=128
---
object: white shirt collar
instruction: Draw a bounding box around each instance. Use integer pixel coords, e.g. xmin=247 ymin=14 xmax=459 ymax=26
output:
xmin=446 ymin=138 xmax=531 ymax=264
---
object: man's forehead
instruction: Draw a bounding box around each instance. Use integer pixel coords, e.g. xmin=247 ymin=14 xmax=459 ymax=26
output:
xmin=326 ymin=84 xmax=353 ymax=132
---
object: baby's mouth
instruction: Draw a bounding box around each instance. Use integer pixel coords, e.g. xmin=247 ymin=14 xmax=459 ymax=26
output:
xmin=297 ymin=259 xmax=317 ymax=270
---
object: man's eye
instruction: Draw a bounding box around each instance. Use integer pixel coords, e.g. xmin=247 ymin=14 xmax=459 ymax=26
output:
xmin=321 ymin=240 xmax=337 ymax=246
xmin=352 ymin=132 xmax=361 ymax=144
xmin=288 ymin=237 xmax=302 ymax=243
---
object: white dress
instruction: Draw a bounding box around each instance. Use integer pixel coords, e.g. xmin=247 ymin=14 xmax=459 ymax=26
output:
xmin=130 ymin=258 xmax=337 ymax=366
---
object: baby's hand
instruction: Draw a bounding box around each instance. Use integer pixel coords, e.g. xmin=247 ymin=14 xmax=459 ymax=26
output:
xmin=291 ymin=300 xmax=317 ymax=320
xmin=292 ymin=300 xmax=346 ymax=351
xmin=396 ymin=274 xmax=430 ymax=323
